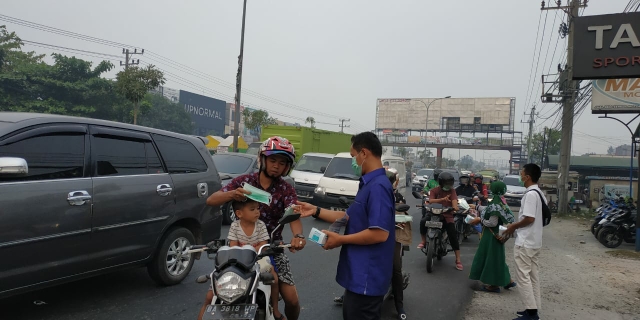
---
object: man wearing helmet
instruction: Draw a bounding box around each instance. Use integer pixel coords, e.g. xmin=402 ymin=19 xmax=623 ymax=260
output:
xmin=455 ymin=174 xmax=475 ymax=199
xmin=473 ymin=174 xmax=489 ymax=205
xmin=422 ymin=169 xmax=441 ymax=195
xmin=417 ymin=172 xmax=464 ymax=271
xmin=205 ymin=136 xmax=304 ymax=320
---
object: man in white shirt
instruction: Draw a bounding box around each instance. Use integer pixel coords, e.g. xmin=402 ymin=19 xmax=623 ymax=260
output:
xmin=505 ymin=163 xmax=545 ymax=320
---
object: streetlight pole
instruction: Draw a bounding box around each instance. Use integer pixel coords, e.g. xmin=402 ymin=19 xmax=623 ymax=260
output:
xmin=232 ymin=0 xmax=248 ymax=153
xmin=417 ymin=96 xmax=451 ymax=166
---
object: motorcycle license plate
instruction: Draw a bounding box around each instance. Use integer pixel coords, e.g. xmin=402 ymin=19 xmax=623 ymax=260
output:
xmin=203 ymin=304 xmax=258 ymax=320
xmin=425 ymin=221 xmax=443 ymax=228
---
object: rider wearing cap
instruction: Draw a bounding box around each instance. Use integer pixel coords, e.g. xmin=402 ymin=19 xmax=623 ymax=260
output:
xmin=204 ymin=136 xmax=304 ymax=320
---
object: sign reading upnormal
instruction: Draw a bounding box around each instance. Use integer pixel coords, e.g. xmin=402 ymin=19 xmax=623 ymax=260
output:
xmin=573 ymin=12 xmax=640 ymax=80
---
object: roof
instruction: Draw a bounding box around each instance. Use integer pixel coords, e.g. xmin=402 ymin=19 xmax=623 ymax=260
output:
xmin=547 ymin=155 xmax=638 ymax=169
xmin=301 ymin=152 xmax=335 ymax=158
xmin=0 ymin=112 xmax=203 ymax=144
xmin=335 ymin=152 xmax=352 ymax=158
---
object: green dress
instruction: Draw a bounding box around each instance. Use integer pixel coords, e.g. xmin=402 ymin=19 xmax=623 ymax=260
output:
xmin=469 ymin=203 xmax=514 ymax=287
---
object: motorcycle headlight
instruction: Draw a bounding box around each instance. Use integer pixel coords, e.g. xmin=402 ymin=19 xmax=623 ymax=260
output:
xmin=431 ymin=208 xmax=442 ymax=214
xmin=214 ymin=272 xmax=251 ymax=304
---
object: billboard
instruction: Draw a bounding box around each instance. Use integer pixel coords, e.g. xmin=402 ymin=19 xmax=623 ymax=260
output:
xmin=375 ymin=97 xmax=514 ymax=132
xmin=179 ymin=90 xmax=226 ymax=136
xmin=573 ymin=12 xmax=640 ymax=80
xmin=591 ymin=78 xmax=640 ymax=114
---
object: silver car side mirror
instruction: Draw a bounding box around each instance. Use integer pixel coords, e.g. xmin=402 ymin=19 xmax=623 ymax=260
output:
xmin=0 ymin=157 xmax=28 ymax=175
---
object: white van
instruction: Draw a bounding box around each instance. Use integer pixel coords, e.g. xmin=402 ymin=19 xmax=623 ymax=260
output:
xmin=313 ymin=152 xmax=359 ymax=211
xmin=382 ymin=155 xmax=407 ymax=194
xmin=290 ymin=153 xmax=334 ymax=203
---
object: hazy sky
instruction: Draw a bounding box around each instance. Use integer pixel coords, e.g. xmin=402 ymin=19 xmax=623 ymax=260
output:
xmin=2 ymin=0 xmax=635 ymax=161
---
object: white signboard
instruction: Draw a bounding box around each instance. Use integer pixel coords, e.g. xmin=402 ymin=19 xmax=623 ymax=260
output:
xmin=592 ymin=78 xmax=640 ymax=114
xmin=375 ymin=97 xmax=513 ymax=131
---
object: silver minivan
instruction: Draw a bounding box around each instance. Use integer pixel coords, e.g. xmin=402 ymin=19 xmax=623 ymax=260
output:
xmin=0 ymin=113 xmax=223 ymax=299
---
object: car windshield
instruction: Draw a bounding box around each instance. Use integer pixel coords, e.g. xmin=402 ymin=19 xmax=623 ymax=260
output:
xmin=294 ymin=155 xmax=332 ymax=174
xmin=212 ymin=154 xmax=253 ymax=174
xmin=323 ymin=157 xmax=359 ymax=180
xmin=417 ymin=169 xmax=433 ymax=177
xmin=503 ymin=176 xmax=521 ymax=186
xmin=245 ymin=143 xmax=262 ymax=156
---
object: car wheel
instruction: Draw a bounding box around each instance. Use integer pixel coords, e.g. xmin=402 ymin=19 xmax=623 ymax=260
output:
xmin=222 ymin=202 xmax=238 ymax=225
xmin=147 ymin=227 xmax=196 ymax=286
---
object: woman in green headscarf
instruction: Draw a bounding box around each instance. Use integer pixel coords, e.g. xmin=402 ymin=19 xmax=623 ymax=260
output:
xmin=468 ymin=181 xmax=517 ymax=293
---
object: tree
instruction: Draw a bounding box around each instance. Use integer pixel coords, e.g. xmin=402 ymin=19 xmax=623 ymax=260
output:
xmin=397 ymin=146 xmax=408 ymax=158
xmin=242 ymin=109 xmax=277 ymax=136
xmin=305 ymin=116 xmax=316 ymax=128
xmin=459 ymin=155 xmax=474 ymax=169
xmin=115 ymin=65 xmax=165 ymax=125
xmin=608 ymin=146 xmax=614 ymax=155
xmin=138 ymin=93 xmax=194 ymax=134
xmin=525 ymin=127 xmax=561 ymax=165
xmin=417 ymin=149 xmax=434 ymax=166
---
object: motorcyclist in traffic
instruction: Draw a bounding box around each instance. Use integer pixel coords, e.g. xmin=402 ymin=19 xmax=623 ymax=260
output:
xmin=417 ymin=172 xmax=464 ymax=271
xmin=204 ymin=136 xmax=304 ymax=320
xmin=422 ymin=169 xmax=441 ymax=195
xmin=472 ymin=174 xmax=489 ymax=205
xmin=455 ymin=174 xmax=475 ymax=199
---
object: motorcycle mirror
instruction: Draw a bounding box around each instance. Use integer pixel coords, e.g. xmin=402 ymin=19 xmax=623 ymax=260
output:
xmin=278 ymin=213 xmax=300 ymax=225
xmin=338 ymin=196 xmax=351 ymax=207
xmin=412 ymin=191 xmax=423 ymax=199
xmin=196 ymin=274 xmax=210 ymax=284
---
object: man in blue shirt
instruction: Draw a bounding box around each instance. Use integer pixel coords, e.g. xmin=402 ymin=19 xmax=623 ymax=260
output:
xmin=297 ymin=132 xmax=395 ymax=320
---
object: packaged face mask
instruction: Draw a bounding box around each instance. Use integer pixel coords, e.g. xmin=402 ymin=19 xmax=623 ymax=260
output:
xmin=241 ymin=182 xmax=272 ymax=205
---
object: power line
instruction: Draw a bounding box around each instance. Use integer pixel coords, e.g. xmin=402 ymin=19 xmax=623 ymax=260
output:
xmin=0 ymin=13 xmax=374 ymax=130
xmin=523 ymin=11 xmax=548 ymax=115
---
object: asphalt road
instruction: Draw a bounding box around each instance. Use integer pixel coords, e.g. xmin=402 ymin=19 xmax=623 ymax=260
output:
xmin=1 ymin=189 xmax=481 ymax=320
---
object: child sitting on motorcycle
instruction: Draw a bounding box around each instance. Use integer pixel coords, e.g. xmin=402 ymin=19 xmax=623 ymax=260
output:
xmin=198 ymin=199 xmax=286 ymax=320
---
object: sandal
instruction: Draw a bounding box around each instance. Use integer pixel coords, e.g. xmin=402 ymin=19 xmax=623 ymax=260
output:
xmin=479 ymin=285 xmax=501 ymax=293
xmin=455 ymin=261 xmax=463 ymax=271
xmin=417 ymin=242 xmax=425 ymax=249
xmin=333 ymin=295 xmax=344 ymax=305
xmin=274 ymin=314 xmax=286 ymax=320
xmin=504 ymin=281 xmax=517 ymax=290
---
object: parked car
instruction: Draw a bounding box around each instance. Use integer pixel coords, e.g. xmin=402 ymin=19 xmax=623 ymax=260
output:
xmin=212 ymin=152 xmax=295 ymax=224
xmin=0 ymin=112 xmax=223 ymax=299
xmin=503 ymin=174 xmax=527 ymax=206
xmin=313 ymin=152 xmax=359 ymax=211
xmin=412 ymin=168 xmax=434 ymax=191
xmin=290 ymin=153 xmax=334 ymax=204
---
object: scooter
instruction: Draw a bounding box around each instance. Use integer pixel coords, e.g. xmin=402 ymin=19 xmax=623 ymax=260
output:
xmin=597 ymin=209 xmax=637 ymax=248
xmin=189 ymin=208 xmax=301 ymax=320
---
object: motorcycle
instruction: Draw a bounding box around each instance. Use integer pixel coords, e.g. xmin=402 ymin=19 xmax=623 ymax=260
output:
xmin=454 ymin=197 xmax=477 ymax=243
xmin=413 ymin=191 xmax=460 ymax=273
xmin=597 ymin=209 xmax=637 ymax=248
xmin=188 ymin=209 xmax=301 ymax=320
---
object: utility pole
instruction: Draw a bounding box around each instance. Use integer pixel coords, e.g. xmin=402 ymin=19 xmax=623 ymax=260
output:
xmin=233 ymin=0 xmax=248 ymax=152
xmin=522 ymin=105 xmax=538 ymax=163
xmin=540 ymin=127 xmax=548 ymax=169
xmin=120 ymin=48 xmax=143 ymax=69
xmin=542 ymin=0 xmax=586 ymax=214
xmin=339 ymin=119 xmax=350 ymax=133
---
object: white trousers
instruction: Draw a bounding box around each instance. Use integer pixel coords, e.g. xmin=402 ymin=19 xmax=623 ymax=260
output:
xmin=514 ymin=245 xmax=541 ymax=310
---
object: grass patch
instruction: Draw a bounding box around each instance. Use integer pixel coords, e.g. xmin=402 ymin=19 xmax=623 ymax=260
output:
xmin=606 ymin=250 xmax=640 ymax=261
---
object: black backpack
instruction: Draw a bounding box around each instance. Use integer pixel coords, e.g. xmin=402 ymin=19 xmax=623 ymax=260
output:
xmin=527 ymin=189 xmax=552 ymax=227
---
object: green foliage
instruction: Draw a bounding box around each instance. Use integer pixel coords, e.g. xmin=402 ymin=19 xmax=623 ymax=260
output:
xmin=305 ymin=116 xmax=316 ymax=128
xmin=115 ymin=65 xmax=165 ymax=124
xmin=525 ymin=127 xmax=561 ymax=165
xmin=0 ymin=25 xmax=193 ymax=135
xmin=242 ymin=109 xmax=277 ymax=134
xmin=459 ymin=155 xmax=474 ymax=169
xmin=137 ymin=93 xmax=194 ymax=134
